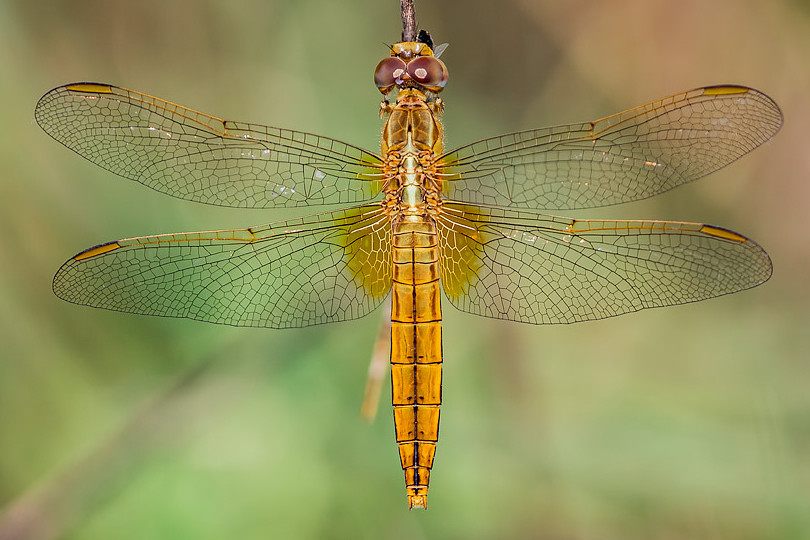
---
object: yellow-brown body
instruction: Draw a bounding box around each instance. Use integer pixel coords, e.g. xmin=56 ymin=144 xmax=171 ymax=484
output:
xmin=381 ymin=87 xmax=444 ymax=509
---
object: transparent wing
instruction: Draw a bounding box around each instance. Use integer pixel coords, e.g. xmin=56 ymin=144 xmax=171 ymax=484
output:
xmin=35 ymin=83 xmax=385 ymax=208
xmin=438 ymin=86 xmax=782 ymax=210
xmin=53 ymin=205 xmax=392 ymax=328
xmin=436 ymin=202 xmax=771 ymax=324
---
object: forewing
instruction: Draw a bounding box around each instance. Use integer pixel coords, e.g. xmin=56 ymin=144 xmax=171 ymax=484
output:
xmin=436 ymin=202 xmax=771 ymax=324
xmin=53 ymin=205 xmax=392 ymax=328
xmin=35 ymin=83 xmax=385 ymax=208
xmin=438 ymin=86 xmax=781 ymax=210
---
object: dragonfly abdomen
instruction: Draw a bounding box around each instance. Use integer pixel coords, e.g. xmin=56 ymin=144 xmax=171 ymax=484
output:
xmin=390 ymin=216 xmax=443 ymax=509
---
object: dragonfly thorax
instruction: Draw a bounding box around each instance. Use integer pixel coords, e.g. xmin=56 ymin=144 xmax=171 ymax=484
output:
xmin=381 ymin=89 xmax=444 ymax=219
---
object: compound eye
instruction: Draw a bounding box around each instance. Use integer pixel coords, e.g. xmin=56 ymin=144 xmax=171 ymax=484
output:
xmin=374 ymin=57 xmax=407 ymax=93
xmin=406 ymin=56 xmax=448 ymax=91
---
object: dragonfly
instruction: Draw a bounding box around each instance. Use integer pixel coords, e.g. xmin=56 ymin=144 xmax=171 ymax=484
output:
xmin=36 ymin=32 xmax=781 ymax=509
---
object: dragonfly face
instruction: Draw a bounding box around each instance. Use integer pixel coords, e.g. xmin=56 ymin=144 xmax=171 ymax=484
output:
xmin=374 ymin=41 xmax=448 ymax=94
xmin=36 ymin=36 xmax=781 ymax=509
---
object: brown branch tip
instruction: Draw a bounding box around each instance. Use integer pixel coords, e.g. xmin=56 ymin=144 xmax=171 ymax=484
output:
xmin=401 ymin=0 xmax=416 ymax=42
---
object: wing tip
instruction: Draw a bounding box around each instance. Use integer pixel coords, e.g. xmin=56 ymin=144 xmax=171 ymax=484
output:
xmin=702 ymin=83 xmax=783 ymax=137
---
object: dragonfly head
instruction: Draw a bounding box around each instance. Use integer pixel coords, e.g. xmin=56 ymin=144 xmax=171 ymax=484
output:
xmin=374 ymin=40 xmax=448 ymax=97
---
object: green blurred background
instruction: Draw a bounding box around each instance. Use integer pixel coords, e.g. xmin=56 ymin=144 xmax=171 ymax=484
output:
xmin=2 ymin=0 xmax=809 ymax=538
